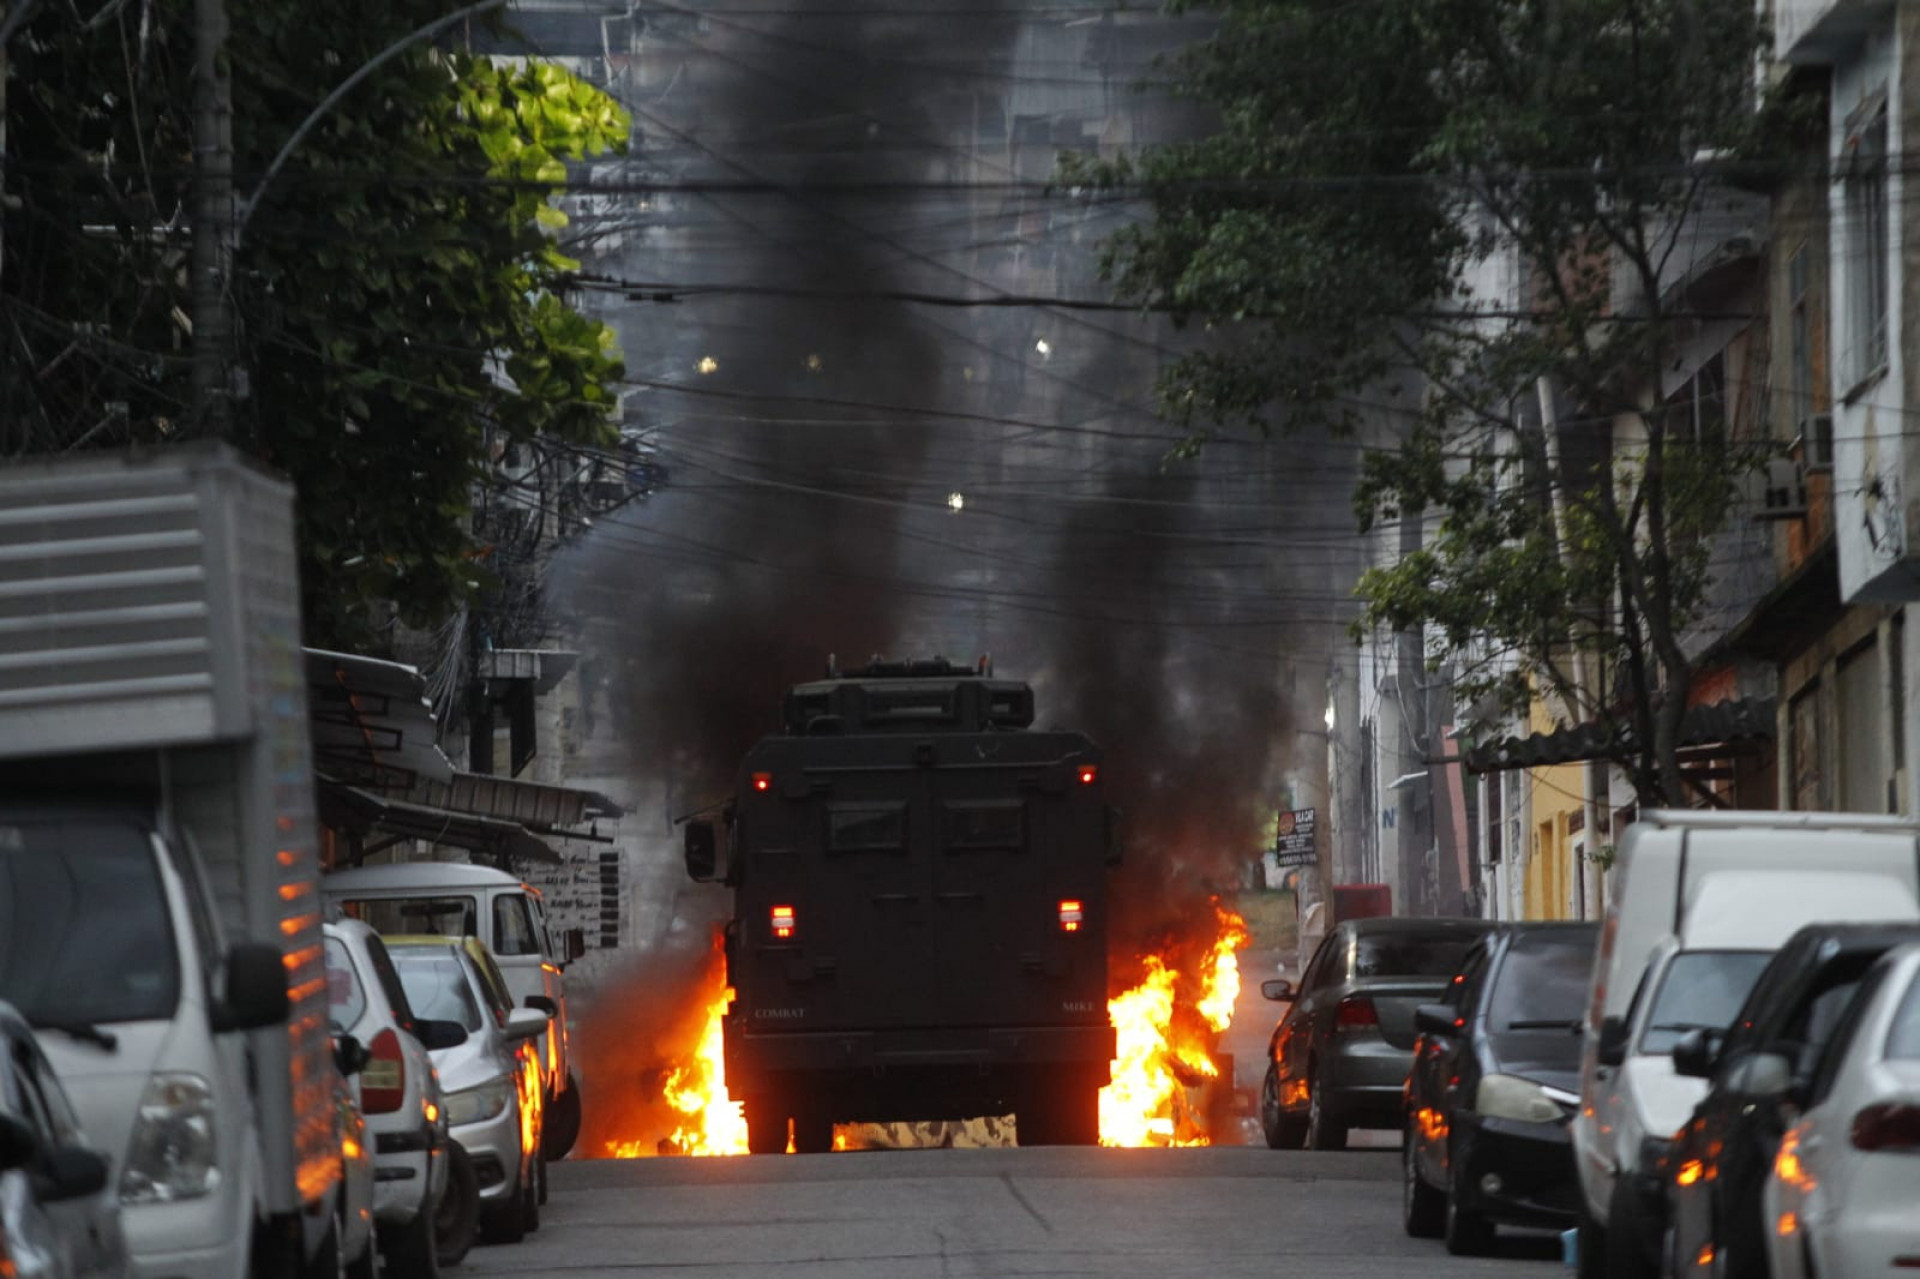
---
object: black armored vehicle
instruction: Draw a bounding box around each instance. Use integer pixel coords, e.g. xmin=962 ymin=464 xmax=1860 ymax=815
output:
xmin=684 ymin=657 xmax=1119 ymax=1152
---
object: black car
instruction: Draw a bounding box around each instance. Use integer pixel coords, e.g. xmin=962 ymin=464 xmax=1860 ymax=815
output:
xmin=1260 ymin=916 xmax=1496 ymax=1150
xmin=1403 ymin=921 xmax=1598 ymax=1256
xmin=1658 ymin=920 xmax=1920 ymax=1279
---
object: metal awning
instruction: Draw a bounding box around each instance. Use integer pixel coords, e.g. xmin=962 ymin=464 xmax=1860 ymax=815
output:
xmin=406 ymin=771 xmax=623 ymax=838
xmin=318 ymin=778 xmax=562 ymax=866
xmin=1464 ymin=697 xmax=1777 ymax=773
xmin=481 ymin=649 xmax=579 ymax=696
xmin=305 ymin=648 xmax=455 ymax=790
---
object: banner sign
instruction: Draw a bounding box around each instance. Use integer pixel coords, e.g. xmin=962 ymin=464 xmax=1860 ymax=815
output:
xmin=1273 ymin=807 xmax=1318 ymax=868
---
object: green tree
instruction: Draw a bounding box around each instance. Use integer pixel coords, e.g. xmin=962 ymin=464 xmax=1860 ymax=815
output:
xmin=1064 ymin=0 xmax=1787 ymax=804
xmin=1 ymin=0 xmax=629 ymax=649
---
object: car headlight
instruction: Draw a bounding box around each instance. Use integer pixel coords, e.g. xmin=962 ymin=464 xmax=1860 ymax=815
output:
xmin=1474 ymin=1073 xmax=1564 ymax=1124
xmin=443 ymin=1076 xmax=516 ymax=1127
xmin=120 ymin=1072 xmax=220 ymax=1204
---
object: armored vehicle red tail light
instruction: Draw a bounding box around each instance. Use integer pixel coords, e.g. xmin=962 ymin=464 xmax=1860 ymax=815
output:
xmin=1059 ymin=900 xmax=1084 ymax=932
xmin=771 ymin=905 xmax=796 ymax=939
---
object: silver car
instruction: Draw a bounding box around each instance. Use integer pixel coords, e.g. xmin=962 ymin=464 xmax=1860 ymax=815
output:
xmin=0 ymin=1002 xmax=127 ymax=1279
xmin=385 ymin=937 xmax=547 ymax=1246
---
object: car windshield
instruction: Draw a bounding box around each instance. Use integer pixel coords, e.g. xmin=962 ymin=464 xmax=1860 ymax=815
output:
xmin=389 ymin=950 xmax=484 ymax=1032
xmin=340 ymin=895 xmax=479 ymax=939
xmin=1353 ymin=929 xmax=1480 ymax=979
xmin=1638 ymin=950 xmax=1773 ymax=1055
xmin=0 ymin=816 xmax=180 ymax=1025
xmin=1486 ymin=931 xmax=1595 ymax=1032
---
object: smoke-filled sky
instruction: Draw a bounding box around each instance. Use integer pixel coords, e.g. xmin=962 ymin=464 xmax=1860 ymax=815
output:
xmin=549 ymin=1 xmax=1378 ymax=970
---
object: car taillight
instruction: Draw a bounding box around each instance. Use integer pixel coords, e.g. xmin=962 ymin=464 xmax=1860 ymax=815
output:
xmin=362 ymin=1028 xmax=405 ymax=1115
xmin=1058 ymin=900 xmax=1084 ymax=932
xmin=1334 ymin=996 xmax=1379 ymax=1031
xmin=771 ymin=905 xmax=796 ymax=940
xmin=1850 ymin=1102 xmax=1920 ymax=1152
xmin=752 ymin=772 xmax=773 ymax=792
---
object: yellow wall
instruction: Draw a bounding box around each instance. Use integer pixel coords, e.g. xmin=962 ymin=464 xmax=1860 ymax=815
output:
xmin=1522 ymin=698 xmax=1586 ymax=920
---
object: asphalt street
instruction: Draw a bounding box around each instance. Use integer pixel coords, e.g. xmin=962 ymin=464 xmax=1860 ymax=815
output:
xmin=462 ymin=1147 xmax=1566 ymax=1278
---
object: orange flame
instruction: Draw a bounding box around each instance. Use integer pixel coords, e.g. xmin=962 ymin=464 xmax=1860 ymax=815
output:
xmin=1099 ymin=903 xmax=1248 ymax=1147
xmin=603 ymin=964 xmax=749 ymax=1157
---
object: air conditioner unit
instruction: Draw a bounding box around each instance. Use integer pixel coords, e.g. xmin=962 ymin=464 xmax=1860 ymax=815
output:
xmin=1754 ymin=456 xmax=1809 ymax=520
xmin=1798 ymin=414 xmax=1835 ymax=471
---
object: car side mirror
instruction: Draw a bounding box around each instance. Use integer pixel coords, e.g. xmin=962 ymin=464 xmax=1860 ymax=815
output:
xmin=1261 ymin=978 xmax=1295 ymax=1003
xmin=1415 ymin=1003 xmax=1460 ymax=1038
xmin=414 ymin=1018 xmax=469 ymax=1052
xmin=684 ymin=820 xmax=718 ymax=882
xmin=0 ymin=1113 xmax=38 ymax=1173
xmin=1722 ymin=1051 xmax=1793 ymax=1100
xmin=36 ymin=1144 xmax=110 ymax=1202
xmin=504 ymin=1008 xmax=549 ymax=1042
xmin=1596 ymin=1015 xmax=1630 ymax=1067
xmin=524 ymin=995 xmax=558 ymax=1017
xmin=1672 ymin=1028 xmax=1721 ymax=1079
xmin=214 ymin=941 xmax=292 ymax=1032
xmin=562 ymin=927 xmax=586 ymax=964
xmin=333 ymin=1033 xmax=370 ymax=1077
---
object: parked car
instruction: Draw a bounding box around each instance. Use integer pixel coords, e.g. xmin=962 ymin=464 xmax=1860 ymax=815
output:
xmin=324 ymin=863 xmax=586 ymax=1158
xmin=0 ymin=1001 xmax=127 ymax=1279
xmin=385 ymin=936 xmax=549 ymax=1245
xmin=1660 ymin=921 xmax=1920 ymax=1279
xmin=1404 ymin=921 xmax=1598 ymax=1256
xmin=1572 ymin=810 xmax=1920 ymax=1279
xmin=323 ymin=919 xmax=469 ymax=1274
xmin=1260 ymin=916 xmax=1496 ymax=1150
xmin=1762 ymin=941 xmax=1920 ymax=1279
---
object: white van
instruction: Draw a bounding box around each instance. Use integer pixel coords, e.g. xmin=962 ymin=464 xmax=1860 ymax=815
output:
xmin=321 ymin=863 xmax=585 ymax=1158
xmin=1571 ymin=810 xmax=1920 ymax=1276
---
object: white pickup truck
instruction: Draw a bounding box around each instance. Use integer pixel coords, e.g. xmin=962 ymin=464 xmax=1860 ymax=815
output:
xmin=0 ymin=446 xmax=343 ymax=1279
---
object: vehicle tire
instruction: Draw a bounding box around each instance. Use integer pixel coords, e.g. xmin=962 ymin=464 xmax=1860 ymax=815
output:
xmin=743 ymin=1097 xmax=789 ymax=1155
xmin=1606 ymin=1176 xmax=1657 ymax=1279
xmin=1304 ymin=1070 xmax=1348 ymax=1152
xmin=302 ymin=1208 xmax=342 ymax=1279
xmin=433 ymin=1143 xmax=479 ymax=1268
xmin=480 ymin=1167 xmax=529 ymax=1246
xmin=1402 ymin=1124 xmax=1445 ymax=1239
xmin=345 ymin=1225 xmax=376 ymax=1279
xmin=791 ymin=1109 xmax=833 ymax=1155
xmin=536 ymin=1147 xmax=549 ymax=1206
xmin=1577 ymin=1205 xmax=1609 ymax=1279
xmin=383 ymin=1196 xmax=442 ymax=1279
xmin=1443 ymin=1165 xmax=1496 ymax=1256
xmin=522 ymin=1154 xmax=541 ymax=1234
xmin=1019 ymin=1077 xmax=1100 ymax=1147
xmin=542 ymin=1076 xmax=582 ymax=1161
xmin=1574 ymin=1198 xmax=1605 ymax=1275
xmin=1260 ymin=1064 xmax=1307 ymax=1149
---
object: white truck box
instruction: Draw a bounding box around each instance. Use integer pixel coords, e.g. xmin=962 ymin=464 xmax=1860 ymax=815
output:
xmin=0 ymin=445 xmax=336 ymax=1275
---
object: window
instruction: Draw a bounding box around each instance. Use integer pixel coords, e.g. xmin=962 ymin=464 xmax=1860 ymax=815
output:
xmin=826 ymin=804 xmax=907 ymax=853
xmin=1791 ymin=685 xmax=1824 ymax=811
xmin=341 ymin=895 xmax=478 ymax=938
xmin=1888 ymin=968 xmax=1920 ymax=1059
xmin=324 ymin=937 xmax=368 ymax=1033
xmin=1837 ymin=642 xmax=1887 ymax=813
xmin=1788 ymin=245 xmax=1832 ymax=467
xmin=1637 ymin=950 xmax=1773 ymax=1055
xmin=1354 ymin=928 xmax=1481 ymax=979
xmin=1486 ymin=932 xmax=1593 ymax=1031
xmin=390 ymin=951 xmax=484 ymax=1032
xmin=941 ymin=801 xmax=1025 ymax=852
xmin=1845 ymin=97 xmax=1890 ymax=388
xmin=492 ymin=894 xmax=540 ymax=957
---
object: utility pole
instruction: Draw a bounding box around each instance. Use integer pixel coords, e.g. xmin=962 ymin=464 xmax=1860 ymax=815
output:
xmin=190 ymin=0 xmax=233 ymax=438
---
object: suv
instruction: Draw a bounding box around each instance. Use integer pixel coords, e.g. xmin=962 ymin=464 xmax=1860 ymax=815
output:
xmin=324 ymin=864 xmax=584 ymax=1157
xmin=385 ymin=937 xmax=548 ymax=1245
xmin=1660 ymin=921 xmax=1920 ymax=1279
xmin=1260 ymin=916 xmax=1495 ymax=1150
xmin=322 ymin=920 xmax=464 ymax=1274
